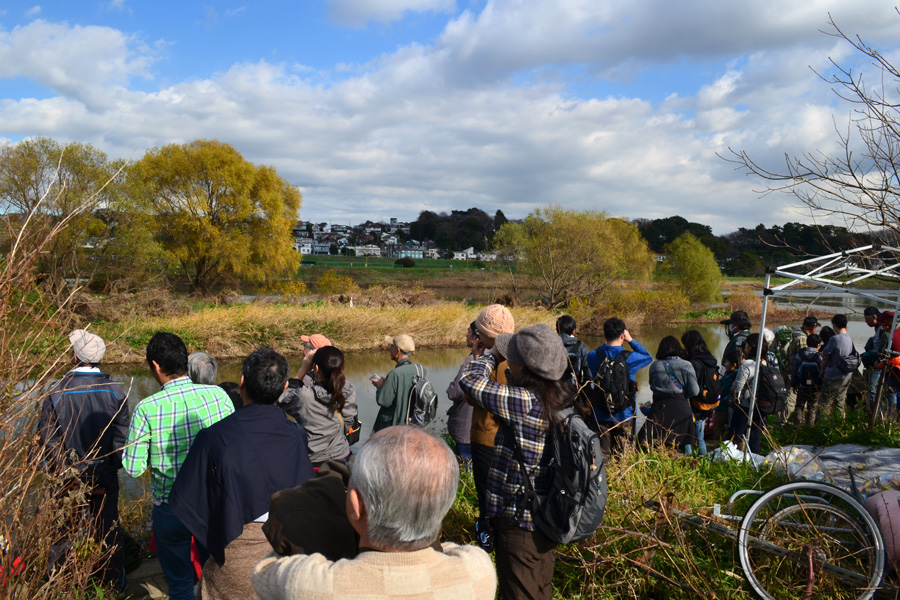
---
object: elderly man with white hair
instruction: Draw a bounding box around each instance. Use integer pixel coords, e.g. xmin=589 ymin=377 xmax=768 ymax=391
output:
xmin=38 ymin=329 xmax=129 ymax=588
xmin=187 ymin=351 xmax=218 ymax=385
xmin=252 ymin=426 xmax=496 ymax=600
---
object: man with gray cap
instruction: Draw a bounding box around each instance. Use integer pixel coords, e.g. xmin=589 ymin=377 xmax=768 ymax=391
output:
xmin=460 ymin=323 xmax=573 ymax=600
xmin=38 ymin=330 xmax=129 ymax=587
xmin=371 ymin=334 xmax=424 ymax=432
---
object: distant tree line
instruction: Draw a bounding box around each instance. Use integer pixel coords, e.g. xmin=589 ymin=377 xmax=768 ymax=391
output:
xmin=409 ymin=208 xmax=507 ymax=251
xmin=410 ymin=209 xmax=875 ymax=277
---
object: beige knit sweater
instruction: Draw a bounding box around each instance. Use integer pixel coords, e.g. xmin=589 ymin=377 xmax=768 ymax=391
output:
xmin=252 ymin=543 xmax=496 ymax=600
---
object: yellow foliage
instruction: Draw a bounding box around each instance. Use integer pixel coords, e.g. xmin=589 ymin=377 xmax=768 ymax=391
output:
xmin=316 ymin=270 xmax=360 ymax=296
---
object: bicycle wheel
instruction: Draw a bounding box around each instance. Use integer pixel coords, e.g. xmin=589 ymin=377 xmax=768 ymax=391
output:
xmin=737 ymin=481 xmax=885 ymax=600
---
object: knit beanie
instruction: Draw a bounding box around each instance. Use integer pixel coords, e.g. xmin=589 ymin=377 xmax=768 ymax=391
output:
xmin=501 ymin=324 xmax=567 ymax=381
xmin=476 ymin=304 xmax=514 ymax=338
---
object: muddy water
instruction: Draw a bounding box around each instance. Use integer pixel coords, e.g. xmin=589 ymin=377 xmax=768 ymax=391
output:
xmin=113 ymin=316 xmax=878 ymax=499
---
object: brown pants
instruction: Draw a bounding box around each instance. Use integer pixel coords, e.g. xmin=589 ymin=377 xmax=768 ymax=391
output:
xmin=493 ymin=518 xmax=557 ymax=600
xmin=199 ymin=522 xmax=269 ymax=600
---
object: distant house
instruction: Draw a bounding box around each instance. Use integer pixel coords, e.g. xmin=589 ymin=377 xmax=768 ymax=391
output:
xmin=346 ymin=245 xmax=382 ymax=257
xmin=312 ymin=242 xmax=331 ymax=255
xmin=397 ymin=248 xmax=424 ymax=259
xmin=655 ymin=254 xmax=668 ymax=263
xmin=476 ymin=252 xmax=497 ymax=262
xmin=425 ymin=248 xmax=441 ymax=259
xmin=452 ymin=247 xmax=476 ymax=261
xmin=293 ymin=239 xmax=313 ymax=254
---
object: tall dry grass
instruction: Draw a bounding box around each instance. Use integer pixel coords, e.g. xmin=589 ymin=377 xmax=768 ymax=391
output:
xmin=94 ymin=301 xmax=556 ymax=362
xmin=0 ymin=182 xmax=120 ymax=598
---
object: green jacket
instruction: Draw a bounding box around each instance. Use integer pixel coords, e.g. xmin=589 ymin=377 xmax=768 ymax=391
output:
xmin=373 ymin=358 xmax=424 ymax=432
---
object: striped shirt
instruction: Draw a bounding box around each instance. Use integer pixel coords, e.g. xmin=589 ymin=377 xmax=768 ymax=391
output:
xmin=459 ymin=355 xmax=550 ymax=531
xmin=123 ymin=376 xmax=234 ymax=503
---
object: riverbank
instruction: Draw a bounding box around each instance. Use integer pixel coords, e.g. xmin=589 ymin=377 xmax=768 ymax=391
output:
xmin=84 ymin=286 xmax=813 ymax=364
xmin=92 ymin=301 xmax=554 ymax=363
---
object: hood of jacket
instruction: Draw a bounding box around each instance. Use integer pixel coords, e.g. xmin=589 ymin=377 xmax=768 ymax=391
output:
xmin=689 ymin=350 xmax=718 ymax=368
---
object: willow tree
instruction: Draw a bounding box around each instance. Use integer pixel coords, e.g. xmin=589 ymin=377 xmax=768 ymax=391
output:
xmin=139 ymin=140 xmax=301 ymax=292
xmin=493 ymin=205 xmax=655 ymax=308
xmin=0 ymin=137 xmax=130 ymax=290
xmin=663 ymin=232 xmax=723 ymax=303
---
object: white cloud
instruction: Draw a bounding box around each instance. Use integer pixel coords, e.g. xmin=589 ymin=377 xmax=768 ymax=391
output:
xmin=224 ymin=6 xmax=246 ymax=18
xmin=0 ymin=20 xmax=156 ymax=109
xmin=3 ymin=3 xmax=900 ymax=234
xmin=24 ymin=5 xmax=41 ymax=17
xmin=328 ymin=0 xmax=456 ymax=26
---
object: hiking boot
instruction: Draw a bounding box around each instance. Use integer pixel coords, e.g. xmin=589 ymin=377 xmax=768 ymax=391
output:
xmin=475 ymin=517 xmax=494 ymax=553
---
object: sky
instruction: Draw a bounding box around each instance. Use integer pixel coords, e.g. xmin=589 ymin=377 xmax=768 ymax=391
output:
xmin=2 ymin=1 xmax=900 ymax=233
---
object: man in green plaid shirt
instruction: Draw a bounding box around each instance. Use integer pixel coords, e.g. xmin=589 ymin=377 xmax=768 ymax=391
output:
xmin=124 ymin=332 xmax=233 ymax=600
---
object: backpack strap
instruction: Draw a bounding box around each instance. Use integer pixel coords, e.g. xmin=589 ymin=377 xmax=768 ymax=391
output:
xmin=503 ymin=422 xmax=538 ymax=523
xmin=663 ymin=361 xmax=684 ymax=391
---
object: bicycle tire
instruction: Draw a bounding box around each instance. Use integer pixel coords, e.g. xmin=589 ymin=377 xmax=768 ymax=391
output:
xmin=737 ymin=480 xmax=885 ymax=600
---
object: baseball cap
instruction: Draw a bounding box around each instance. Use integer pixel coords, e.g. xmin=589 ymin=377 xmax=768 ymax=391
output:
xmin=300 ymin=334 xmax=332 ymax=349
xmin=802 ymin=316 xmax=819 ymax=328
xmin=385 ymin=334 xmax=415 ymax=354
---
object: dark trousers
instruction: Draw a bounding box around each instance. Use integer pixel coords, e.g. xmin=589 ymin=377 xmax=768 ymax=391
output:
xmin=596 ymin=420 xmax=632 ymax=461
xmin=470 ymin=443 xmax=493 ymax=515
xmin=89 ymin=477 xmax=124 ymax=585
xmin=50 ymin=472 xmax=124 ymax=587
xmin=730 ymin=404 xmax=766 ymax=455
xmin=153 ymin=503 xmax=209 ymax=600
xmin=493 ymin=518 xmax=557 ymax=600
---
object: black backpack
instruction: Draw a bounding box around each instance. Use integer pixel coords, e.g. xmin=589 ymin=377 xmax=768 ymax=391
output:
xmin=756 ymin=363 xmax=788 ymax=415
xmin=588 ymin=351 xmax=634 ymax=416
xmin=406 ymin=364 xmax=438 ymax=427
xmin=509 ymin=408 xmax=607 ymax=544
xmin=797 ymin=357 xmax=821 ymax=390
xmin=689 ymin=359 xmax=721 ymax=412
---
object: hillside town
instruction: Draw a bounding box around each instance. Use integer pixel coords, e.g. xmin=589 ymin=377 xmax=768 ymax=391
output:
xmin=292 ymin=218 xmax=499 ymax=261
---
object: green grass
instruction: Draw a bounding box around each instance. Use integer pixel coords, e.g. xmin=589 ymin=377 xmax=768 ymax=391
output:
xmin=440 ymin=446 xmax=788 ymax=599
xmin=770 ymin=406 xmax=900 ymax=448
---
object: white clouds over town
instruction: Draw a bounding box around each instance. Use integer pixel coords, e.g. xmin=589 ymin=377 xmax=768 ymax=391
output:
xmin=1 ymin=0 xmax=899 ymax=231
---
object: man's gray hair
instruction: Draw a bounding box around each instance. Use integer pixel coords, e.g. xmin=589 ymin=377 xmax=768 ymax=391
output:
xmin=187 ymin=352 xmax=218 ymax=385
xmin=350 ymin=426 xmax=459 ymax=551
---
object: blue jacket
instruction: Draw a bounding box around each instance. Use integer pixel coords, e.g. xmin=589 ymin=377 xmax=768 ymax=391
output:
xmin=170 ymin=403 xmax=315 ymax=566
xmin=586 ymin=341 xmax=652 ymax=422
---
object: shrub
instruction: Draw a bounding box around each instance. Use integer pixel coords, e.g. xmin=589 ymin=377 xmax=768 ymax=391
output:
xmin=663 ymin=232 xmax=723 ymax=303
xmin=315 ymin=270 xmax=360 ymax=296
xmin=394 ymin=257 xmax=416 ymax=268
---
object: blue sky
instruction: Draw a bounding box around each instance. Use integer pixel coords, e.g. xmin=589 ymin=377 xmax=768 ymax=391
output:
xmin=2 ymin=1 xmax=900 ymax=232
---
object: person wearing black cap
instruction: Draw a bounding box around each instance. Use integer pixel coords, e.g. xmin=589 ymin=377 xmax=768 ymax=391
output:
xmin=780 ymin=315 xmax=819 ymax=424
xmin=721 ymin=311 xmax=752 ymax=365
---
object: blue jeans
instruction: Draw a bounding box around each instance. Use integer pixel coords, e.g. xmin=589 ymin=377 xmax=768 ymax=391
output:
xmin=153 ymin=503 xmax=207 ymax=600
xmin=694 ymin=418 xmax=707 ymax=455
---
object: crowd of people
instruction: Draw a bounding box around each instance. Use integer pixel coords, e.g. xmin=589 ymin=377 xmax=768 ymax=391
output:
xmin=35 ymin=303 xmax=898 ymax=599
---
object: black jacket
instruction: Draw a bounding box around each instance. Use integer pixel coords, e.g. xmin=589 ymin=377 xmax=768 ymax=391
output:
xmin=169 ymin=403 xmax=315 ymax=567
xmin=38 ymin=369 xmax=128 ymax=487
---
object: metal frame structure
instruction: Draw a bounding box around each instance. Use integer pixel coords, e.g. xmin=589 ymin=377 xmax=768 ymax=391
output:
xmin=744 ymin=244 xmax=900 ymax=454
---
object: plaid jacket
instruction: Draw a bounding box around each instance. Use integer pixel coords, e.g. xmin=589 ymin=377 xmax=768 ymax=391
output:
xmin=123 ymin=376 xmax=234 ymax=503
xmin=459 ymin=354 xmax=550 ymax=531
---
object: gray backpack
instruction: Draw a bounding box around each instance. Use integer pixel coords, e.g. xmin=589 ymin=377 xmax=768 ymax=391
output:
xmin=509 ymin=407 xmax=607 ymax=544
xmin=406 ymin=364 xmax=438 ymax=427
